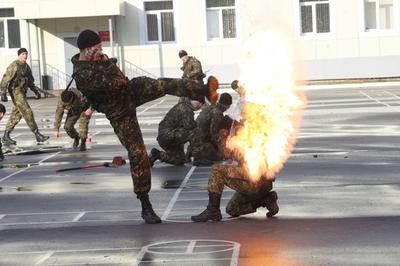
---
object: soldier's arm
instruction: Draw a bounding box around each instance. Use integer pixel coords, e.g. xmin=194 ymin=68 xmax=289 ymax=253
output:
xmin=53 ymin=101 xmax=65 ymax=131
xmin=180 ymin=106 xmax=197 ymax=137
xmin=0 ymin=63 xmax=17 ymax=95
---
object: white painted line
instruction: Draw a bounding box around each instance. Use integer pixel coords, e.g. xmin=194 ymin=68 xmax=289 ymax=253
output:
xmin=384 ymin=90 xmax=400 ymax=100
xmin=137 ymin=99 xmax=165 ymax=116
xmin=303 ymin=81 xmax=400 ymax=91
xmin=72 ymin=212 xmax=86 ymax=222
xmin=0 ymin=215 xmax=5 ymax=220
xmin=90 ymin=131 xmax=101 ymax=137
xmin=359 ymin=91 xmax=391 ymax=107
xmin=186 ymin=240 xmax=196 ymax=254
xmin=7 ymin=247 xmax=140 ymax=255
xmin=0 ymin=150 xmax=60 ymax=182
xmin=34 ymin=251 xmax=54 ymax=266
xmin=230 ymin=242 xmax=241 ymax=266
xmin=161 ymin=166 xmax=196 ymax=220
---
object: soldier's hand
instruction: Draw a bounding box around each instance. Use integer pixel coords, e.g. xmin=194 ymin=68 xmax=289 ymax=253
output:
xmin=53 ymin=131 xmax=60 ymax=138
xmin=84 ymin=108 xmax=93 ymax=117
xmin=1 ymin=94 xmax=8 ymax=102
xmin=35 ymin=91 xmax=41 ymax=99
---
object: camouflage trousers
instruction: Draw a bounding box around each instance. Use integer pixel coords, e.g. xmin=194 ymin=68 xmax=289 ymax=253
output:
xmin=64 ymin=112 xmax=91 ymax=139
xmin=6 ymin=91 xmax=38 ymax=132
xmin=208 ymin=163 xmax=273 ymax=217
xmin=110 ymin=115 xmax=151 ymax=195
xmin=157 ymin=129 xmax=195 ymax=165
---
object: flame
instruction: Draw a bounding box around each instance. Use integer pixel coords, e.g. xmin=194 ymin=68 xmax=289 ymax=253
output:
xmin=227 ymin=31 xmax=306 ymax=182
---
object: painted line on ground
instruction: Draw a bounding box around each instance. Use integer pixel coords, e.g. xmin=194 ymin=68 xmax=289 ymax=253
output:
xmin=137 ymin=99 xmax=165 ymax=116
xmin=34 ymin=251 xmax=54 ymax=266
xmin=0 ymin=151 xmax=62 ymax=183
xmin=161 ymin=166 xmax=196 ymax=220
xmin=384 ymin=90 xmax=400 ymax=100
xmin=72 ymin=212 xmax=86 ymax=222
xmin=360 ymin=91 xmax=391 ymax=107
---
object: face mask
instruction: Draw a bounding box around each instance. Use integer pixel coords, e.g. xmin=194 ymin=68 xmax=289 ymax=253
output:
xmin=84 ymin=46 xmax=103 ymax=61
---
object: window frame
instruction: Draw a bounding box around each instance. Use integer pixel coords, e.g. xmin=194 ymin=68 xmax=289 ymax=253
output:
xmin=0 ymin=8 xmax=21 ymax=49
xmin=361 ymin=0 xmax=399 ymax=36
xmin=205 ymin=0 xmax=237 ymax=41
xmin=144 ymin=0 xmax=176 ymax=44
xmin=299 ymin=0 xmax=332 ymax=36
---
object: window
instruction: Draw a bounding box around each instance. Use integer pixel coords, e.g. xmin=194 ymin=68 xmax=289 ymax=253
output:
xmin=0 ymin=8 xmax=21 ymax=48
xmin=206 ymin=0 xmax=236 ymax=40
xmin=299 ymin=0 xmax=330 ymax=35
xmin=364 ymin=0 xmax=394 ymax=31
xmin=144 ymin=1 xmax=175 ymax=42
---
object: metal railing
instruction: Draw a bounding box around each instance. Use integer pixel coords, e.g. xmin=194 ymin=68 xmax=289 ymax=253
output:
xmin=45 ymin=64 xmax=72 ymax=90
xmin=124 ymin=60 xmax=158 ymax=79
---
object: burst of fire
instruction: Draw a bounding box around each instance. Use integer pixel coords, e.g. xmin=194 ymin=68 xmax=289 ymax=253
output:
xmin=227 ymin=31 xmax=306 ymax=182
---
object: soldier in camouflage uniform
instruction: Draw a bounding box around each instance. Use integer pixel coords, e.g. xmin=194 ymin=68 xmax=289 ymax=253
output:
xmin=72 ymin=29 xmax=214 ymax=224
xmin=179 ymin=50 xmax=206 ymax=83
xmin=189 ymin=93 xmax=233 ymax=166
xmin=191 ymin=83 xmax=279 ymax=222
xmin=149 ymin=96 xmax=204 ymax=166
xmin=53 ymin=88 xmax=92 ymax=151
xmin=0 ymin=48 xmax=49 ymax=145
xmin=0 ymin=103 xmax=6 ymax=161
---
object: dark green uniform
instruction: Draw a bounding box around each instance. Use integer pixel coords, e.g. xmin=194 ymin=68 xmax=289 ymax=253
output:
xmin=157 ymin=100 xmax=197 ymax=165
xmin=0 ymin=60 xmax=41 ymax=133
xmin=191 ymin=102 xmax=227 ymax=163
xmin=208 ymin=163 xmax=274 ymax=217
xmin=53 ymin=87 xmax=91 ymax=140
xmin=71 ymin=54 xmax=203 ymax=195
xmin=181 ymin=56 xmax=206 ymax=83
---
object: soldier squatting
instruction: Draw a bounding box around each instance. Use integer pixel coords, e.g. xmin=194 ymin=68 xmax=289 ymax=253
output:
xmin=0 ymin=29 xmax=279 ymax=224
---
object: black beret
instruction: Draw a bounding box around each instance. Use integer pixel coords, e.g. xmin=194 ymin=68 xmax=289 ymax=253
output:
xmin=219 ymin=93 xmax=232 ymax=106
xmin=179 ymin=50 xmax=188 ymax=58
xmin=17 ymin=48 xmax=28 ymax=56
xmin=77 ymin=29 xmax=101 ymax=50
xmin=61 ymin=90 xmax=75 ymax=103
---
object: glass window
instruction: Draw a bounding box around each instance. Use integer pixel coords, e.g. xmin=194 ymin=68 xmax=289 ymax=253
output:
xmin=299 ymin=0 xmax=330 ymax=35
xmin=144 ymin=1 xmax=175 ymax=42
xmin=364 ymin=0 xmax=394 ymax=31
xmin=0 ymin=8 xmax=21 ymax=48
xmin=206 ymin=0 xmax=236 ymax=40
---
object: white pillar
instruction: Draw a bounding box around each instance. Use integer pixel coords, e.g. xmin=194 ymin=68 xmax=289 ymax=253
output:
xmin=108 ymin=17 xmax=114 ymax=58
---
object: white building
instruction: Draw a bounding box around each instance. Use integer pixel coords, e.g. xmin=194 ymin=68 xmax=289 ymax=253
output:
xmin=1 ymin=0 xmax=400 ymax=90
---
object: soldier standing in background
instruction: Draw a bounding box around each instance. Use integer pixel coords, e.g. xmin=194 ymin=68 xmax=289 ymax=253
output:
xmin=0 ymin=103 xmax=6 ymax=161
xmin=149 ymin=96 xmax=204 ymax=167
xmin=189 ymin=93 xmax=233 ymax=166
xmin=53 ymin=89 xmax=92 ymax=151
xmin=72 ymin=29 xmax=215 ymax=224
xmin=179 ymin=50 xmax=206 ymax=84
xmin=0 ymin=48 xmax=49 ymax=145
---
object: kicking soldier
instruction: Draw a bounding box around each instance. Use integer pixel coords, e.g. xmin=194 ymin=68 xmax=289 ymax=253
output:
xmin=72 ymin=29 xmax=216 ymax=224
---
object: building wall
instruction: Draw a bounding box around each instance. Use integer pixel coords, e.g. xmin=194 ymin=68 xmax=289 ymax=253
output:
xmin=2 ymin=0 xmax=400 ymax=88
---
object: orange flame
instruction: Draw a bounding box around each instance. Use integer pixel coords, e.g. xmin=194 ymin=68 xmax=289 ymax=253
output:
xmin=227 ymin=31 xmax=306 ymax=182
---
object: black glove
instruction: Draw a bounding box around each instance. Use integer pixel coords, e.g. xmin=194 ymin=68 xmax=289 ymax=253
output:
xmin=1 ymin=94 xmax=8 ymax=102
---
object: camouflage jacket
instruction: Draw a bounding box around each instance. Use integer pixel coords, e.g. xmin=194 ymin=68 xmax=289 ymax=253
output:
xmin=0 ymin=60 xmax=40 ymax=96
xmin=71 ymin=54 xmax=131 ymax=121
xmin=158 ymin=100 xmax=197 ymax=140
xmin=181 ymin=56 xmax=205 ymax=82
xmin=53 ymin=87 xmax=89 ymax=131
xmin=196 ymin=102 xmax=227 ymax=146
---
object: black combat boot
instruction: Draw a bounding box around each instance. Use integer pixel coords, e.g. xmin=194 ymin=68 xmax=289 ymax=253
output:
xmin=79 ymin=138 xmax=86 ymax=151
xmin=148 ymin=148 xmax=160 ymax=167
xmin=2 ymin=131 xmax=16 ymax=145
xmin=264 ymin=191 xmax=279 ymax=218
xmin=0 ymin=147 xmax=4 ymax=162
xmin=34 ymin=130 xmax=49 ymax=143
xmin=137 ymin=194 xmax=161 ymax=224
xmin=73 ymin=137 xmax=80 ymax=149
xmin=191 ymin=192 xmax=222 ymax=222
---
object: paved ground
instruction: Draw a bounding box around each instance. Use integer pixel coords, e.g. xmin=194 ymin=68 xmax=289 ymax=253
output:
xmin=0 ymin=84 xmax=399 ymax=265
